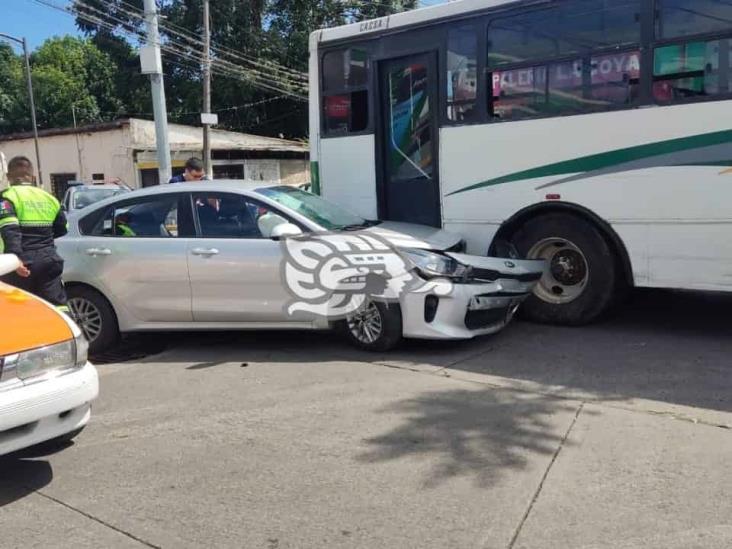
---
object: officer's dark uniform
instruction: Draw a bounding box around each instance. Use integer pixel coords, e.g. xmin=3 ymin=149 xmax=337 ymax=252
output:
xmin=0 ymin=184 xmax=69 ymax=308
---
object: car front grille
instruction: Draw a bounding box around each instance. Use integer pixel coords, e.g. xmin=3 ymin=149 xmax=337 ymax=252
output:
xmin=464 ymin=307 xmax=510 ymax=330
xmin=470 ymin=267 xmax=542 ymax=283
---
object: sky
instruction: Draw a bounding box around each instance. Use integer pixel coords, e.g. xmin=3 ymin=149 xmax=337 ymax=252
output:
xmin=2 ymin=0 xmax=80 ymax=50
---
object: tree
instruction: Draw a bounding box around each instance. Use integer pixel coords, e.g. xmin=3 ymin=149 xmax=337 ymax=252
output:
xmin=74 ymin=0 xmax=420 ymax=138
xmin=32 ymin=36 xmax=121 ymax=128
xmin=0 ymin=43 xmax=26 ymax=134
xmin=0 ymin=37 xmax=121 ymax=133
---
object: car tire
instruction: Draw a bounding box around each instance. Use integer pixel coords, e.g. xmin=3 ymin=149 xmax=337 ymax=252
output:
xmin=339 ymin=301 xmax=403 ymax=352
xmin=67 ymin=286 xmax=119 ymax=355
xmin=511 ymin=213 xmax=617 ymax=325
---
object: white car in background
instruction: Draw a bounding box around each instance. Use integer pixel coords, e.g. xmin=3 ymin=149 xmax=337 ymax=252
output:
xmin=62 ymin=182 xmax=130 ymax=212
xmin=0 ymin=254 xmax=98 ymax=457
xmin=58 ymin=182 xmax=546 ymax=353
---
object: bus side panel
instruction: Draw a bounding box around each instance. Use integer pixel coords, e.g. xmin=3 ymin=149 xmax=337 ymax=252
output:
xmin=320 ymin=135 xmax=378 ymax=220
xmin=439 ymin=102 xmax=732 ymax=292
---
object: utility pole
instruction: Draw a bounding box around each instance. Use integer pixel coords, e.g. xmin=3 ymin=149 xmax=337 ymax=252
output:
xmin=202 ymin=0 xmax=213 ymax=179
xmin=141 ymin=0 xmax=172 ymax=184
xmin=0 ymin=33 xmax=43 ymax=187
xmin=71 ymin=105 xmax=84 ymax=181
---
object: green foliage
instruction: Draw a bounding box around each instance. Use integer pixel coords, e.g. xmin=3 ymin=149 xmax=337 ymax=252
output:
xmin=0 ymin=36 xmax=120 ymax=133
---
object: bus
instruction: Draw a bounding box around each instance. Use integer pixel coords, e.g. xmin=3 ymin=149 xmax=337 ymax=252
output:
xmin=308 ymin=0 xmax=732 ymax=325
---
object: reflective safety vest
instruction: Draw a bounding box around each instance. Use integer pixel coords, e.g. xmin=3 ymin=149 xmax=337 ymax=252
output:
xmin=1 ymin=185 xmax=61 ymax=228
xmin=117 ymin=223 xmax=135 ymax=237
xmin=0 ymin=184 xmax=65 ymax=255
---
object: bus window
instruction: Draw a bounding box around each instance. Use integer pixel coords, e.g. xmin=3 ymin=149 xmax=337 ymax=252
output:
xmin=655 ymin=0 xmax=732 ymax=40
xmin=447 ymin=25 xmax=478 ymax=122
xmin=487 ymin=0 xmax=641 ymax=69
xmin=653 ymin=39 xmax=732 ymax=103
xmin=322 ymin=48 xmax=370 ymax=135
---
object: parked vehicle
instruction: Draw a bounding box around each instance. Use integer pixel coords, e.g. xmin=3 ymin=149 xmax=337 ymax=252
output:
xmin=0 ymin=254 xmax=98 ymax=457
xmin=62 ymin=182 xmax=129 ymax=212
xmin=58 ymin=181 xmax=545 ymax=353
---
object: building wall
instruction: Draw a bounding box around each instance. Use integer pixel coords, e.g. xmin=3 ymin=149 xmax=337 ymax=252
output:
xmin=280 ymin=159 xmax=310 ymax=185
xmin=0 ymin=127 xmax=135 ymax=194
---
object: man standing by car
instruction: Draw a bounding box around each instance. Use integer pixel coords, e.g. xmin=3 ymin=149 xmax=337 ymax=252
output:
xmin=0 ymin=156 xmax=69 ymax=312
xmin=169 ymin=157 xmax=207 ymax=183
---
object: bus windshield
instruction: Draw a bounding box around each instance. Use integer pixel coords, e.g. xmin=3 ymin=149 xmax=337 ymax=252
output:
xmin=256 ymin=186 xmax=372 ymax=230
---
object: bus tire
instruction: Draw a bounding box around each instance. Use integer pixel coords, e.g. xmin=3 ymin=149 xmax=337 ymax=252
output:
xmin=511 ymin=213 xmax=617 ymax=325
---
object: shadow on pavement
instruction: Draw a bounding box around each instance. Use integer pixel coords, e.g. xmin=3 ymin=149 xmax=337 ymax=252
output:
xmin=115 ymin=289 xmax=732 ymax=414
xmin=356 ymin=388 xmax=583 ymax=487
xmin=0 ymin=459 xmax=53 ymax=507
xmin=450 ymin=289 xmax=732 ymax=413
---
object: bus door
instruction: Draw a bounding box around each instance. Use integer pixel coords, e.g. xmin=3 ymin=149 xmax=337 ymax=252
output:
xmin=378 ymin=53 xmax=441 ymax=228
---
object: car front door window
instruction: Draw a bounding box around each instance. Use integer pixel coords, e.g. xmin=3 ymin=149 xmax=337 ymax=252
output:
xmin=193 ymin=193 xmax=290 ymax=239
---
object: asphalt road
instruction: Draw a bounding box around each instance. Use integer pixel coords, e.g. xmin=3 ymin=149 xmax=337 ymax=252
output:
xmin=1 ymin=289 xmax=731 ymax=549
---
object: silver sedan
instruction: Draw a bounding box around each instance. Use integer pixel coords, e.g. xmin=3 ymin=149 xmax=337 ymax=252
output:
xmin=57 ymin=182 xmax=545 ymax=353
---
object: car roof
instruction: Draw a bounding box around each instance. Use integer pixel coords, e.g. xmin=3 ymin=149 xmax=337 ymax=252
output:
xmin=119 ymin=180 xmax=281 ymax=198
xmin=66 ymin=180 xmax=286 ymax=219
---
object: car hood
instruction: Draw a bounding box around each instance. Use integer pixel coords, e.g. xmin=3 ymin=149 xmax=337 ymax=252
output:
xmin=0 ymin=281 xmax=73 ymax=355
xmin=360 ymin=221 xmax=463 ymax=251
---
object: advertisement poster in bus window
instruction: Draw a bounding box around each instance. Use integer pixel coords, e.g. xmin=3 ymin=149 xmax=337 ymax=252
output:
xmin=493 ymin=51 xmax=640 ymax=117
xmin=653 ymin=42 xmax=707 ymax=102
xmin=325 ymin=94 xmax=350 ymax=131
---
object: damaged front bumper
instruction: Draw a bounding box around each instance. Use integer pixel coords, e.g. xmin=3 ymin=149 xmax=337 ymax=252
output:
xmin=400 ymin=254 xmax=546 ymax=340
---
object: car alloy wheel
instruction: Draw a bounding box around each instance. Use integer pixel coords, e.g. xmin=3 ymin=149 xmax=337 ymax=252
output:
xmin=68 ymin=297 xmax=103 ymax=343
xmin=347 ymin=301 xmax=384 ymax=345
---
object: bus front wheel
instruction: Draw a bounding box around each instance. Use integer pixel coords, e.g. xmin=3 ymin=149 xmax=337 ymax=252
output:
xmin=511 ymin=213 xmax=617 ymax=325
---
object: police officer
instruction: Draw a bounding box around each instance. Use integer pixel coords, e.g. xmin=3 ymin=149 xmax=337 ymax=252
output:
xmin=0 ymin=156 xmax=69 ymax=311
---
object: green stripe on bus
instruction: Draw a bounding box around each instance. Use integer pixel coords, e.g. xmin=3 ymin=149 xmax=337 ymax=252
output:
xmin=310 ymin=161 xmax=321 ymax=195
xmin=447 ymin=128 xmax=732 ymax=196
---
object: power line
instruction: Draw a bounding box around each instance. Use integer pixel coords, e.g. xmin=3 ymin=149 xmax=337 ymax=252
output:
xmin=32 ymin=0 xmax=308 ymax=99
xmin=101 ymin=0 xmax=309 ymax=82
xmin=72 ymin=0 xmax=309 ymax=94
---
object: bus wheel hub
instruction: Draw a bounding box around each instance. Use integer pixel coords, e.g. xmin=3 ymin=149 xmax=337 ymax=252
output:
xmin=551 ymin=249 xmax=586 ymax=286
xmin=528 ymin=238 xmax=589 ymax=305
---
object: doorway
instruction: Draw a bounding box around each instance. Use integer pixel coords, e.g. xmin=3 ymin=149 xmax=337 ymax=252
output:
xmin=378 ymin=52 xmax=441 ymax=227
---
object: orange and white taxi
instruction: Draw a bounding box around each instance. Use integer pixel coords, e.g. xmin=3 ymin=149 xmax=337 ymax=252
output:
xmin=0 ymin=254 xmax=98 ymax=457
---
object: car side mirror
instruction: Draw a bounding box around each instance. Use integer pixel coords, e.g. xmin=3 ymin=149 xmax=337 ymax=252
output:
xmin=270 ymin=223 xmax=302 ymax=240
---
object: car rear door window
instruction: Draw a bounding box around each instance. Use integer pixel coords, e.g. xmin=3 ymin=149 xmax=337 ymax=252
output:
xmin=82 ymin=194 xmax=194 ymax=238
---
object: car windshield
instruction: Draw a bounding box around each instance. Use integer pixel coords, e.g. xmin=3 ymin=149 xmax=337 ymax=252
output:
xmin=256 ymin=186 xmax=370 ymax=230
xmin=73 ymin=188 xmax=123 ymax=210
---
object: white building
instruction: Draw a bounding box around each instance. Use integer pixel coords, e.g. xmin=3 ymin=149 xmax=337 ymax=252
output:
xmin=0 ymin=118 xmax=309 ymax=197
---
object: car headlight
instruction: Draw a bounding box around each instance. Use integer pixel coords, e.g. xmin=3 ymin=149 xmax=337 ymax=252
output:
xmin=14 ymin=333 xmax=87 ymax=381
xmin=401 ymin=248 xmax=470 ymax=280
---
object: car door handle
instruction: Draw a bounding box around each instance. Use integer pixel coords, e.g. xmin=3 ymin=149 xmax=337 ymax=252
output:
xmin=191 ymin=247 xmax=220 ymax=256
xmin=85 ymin=248 xmax=112 ymax=256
